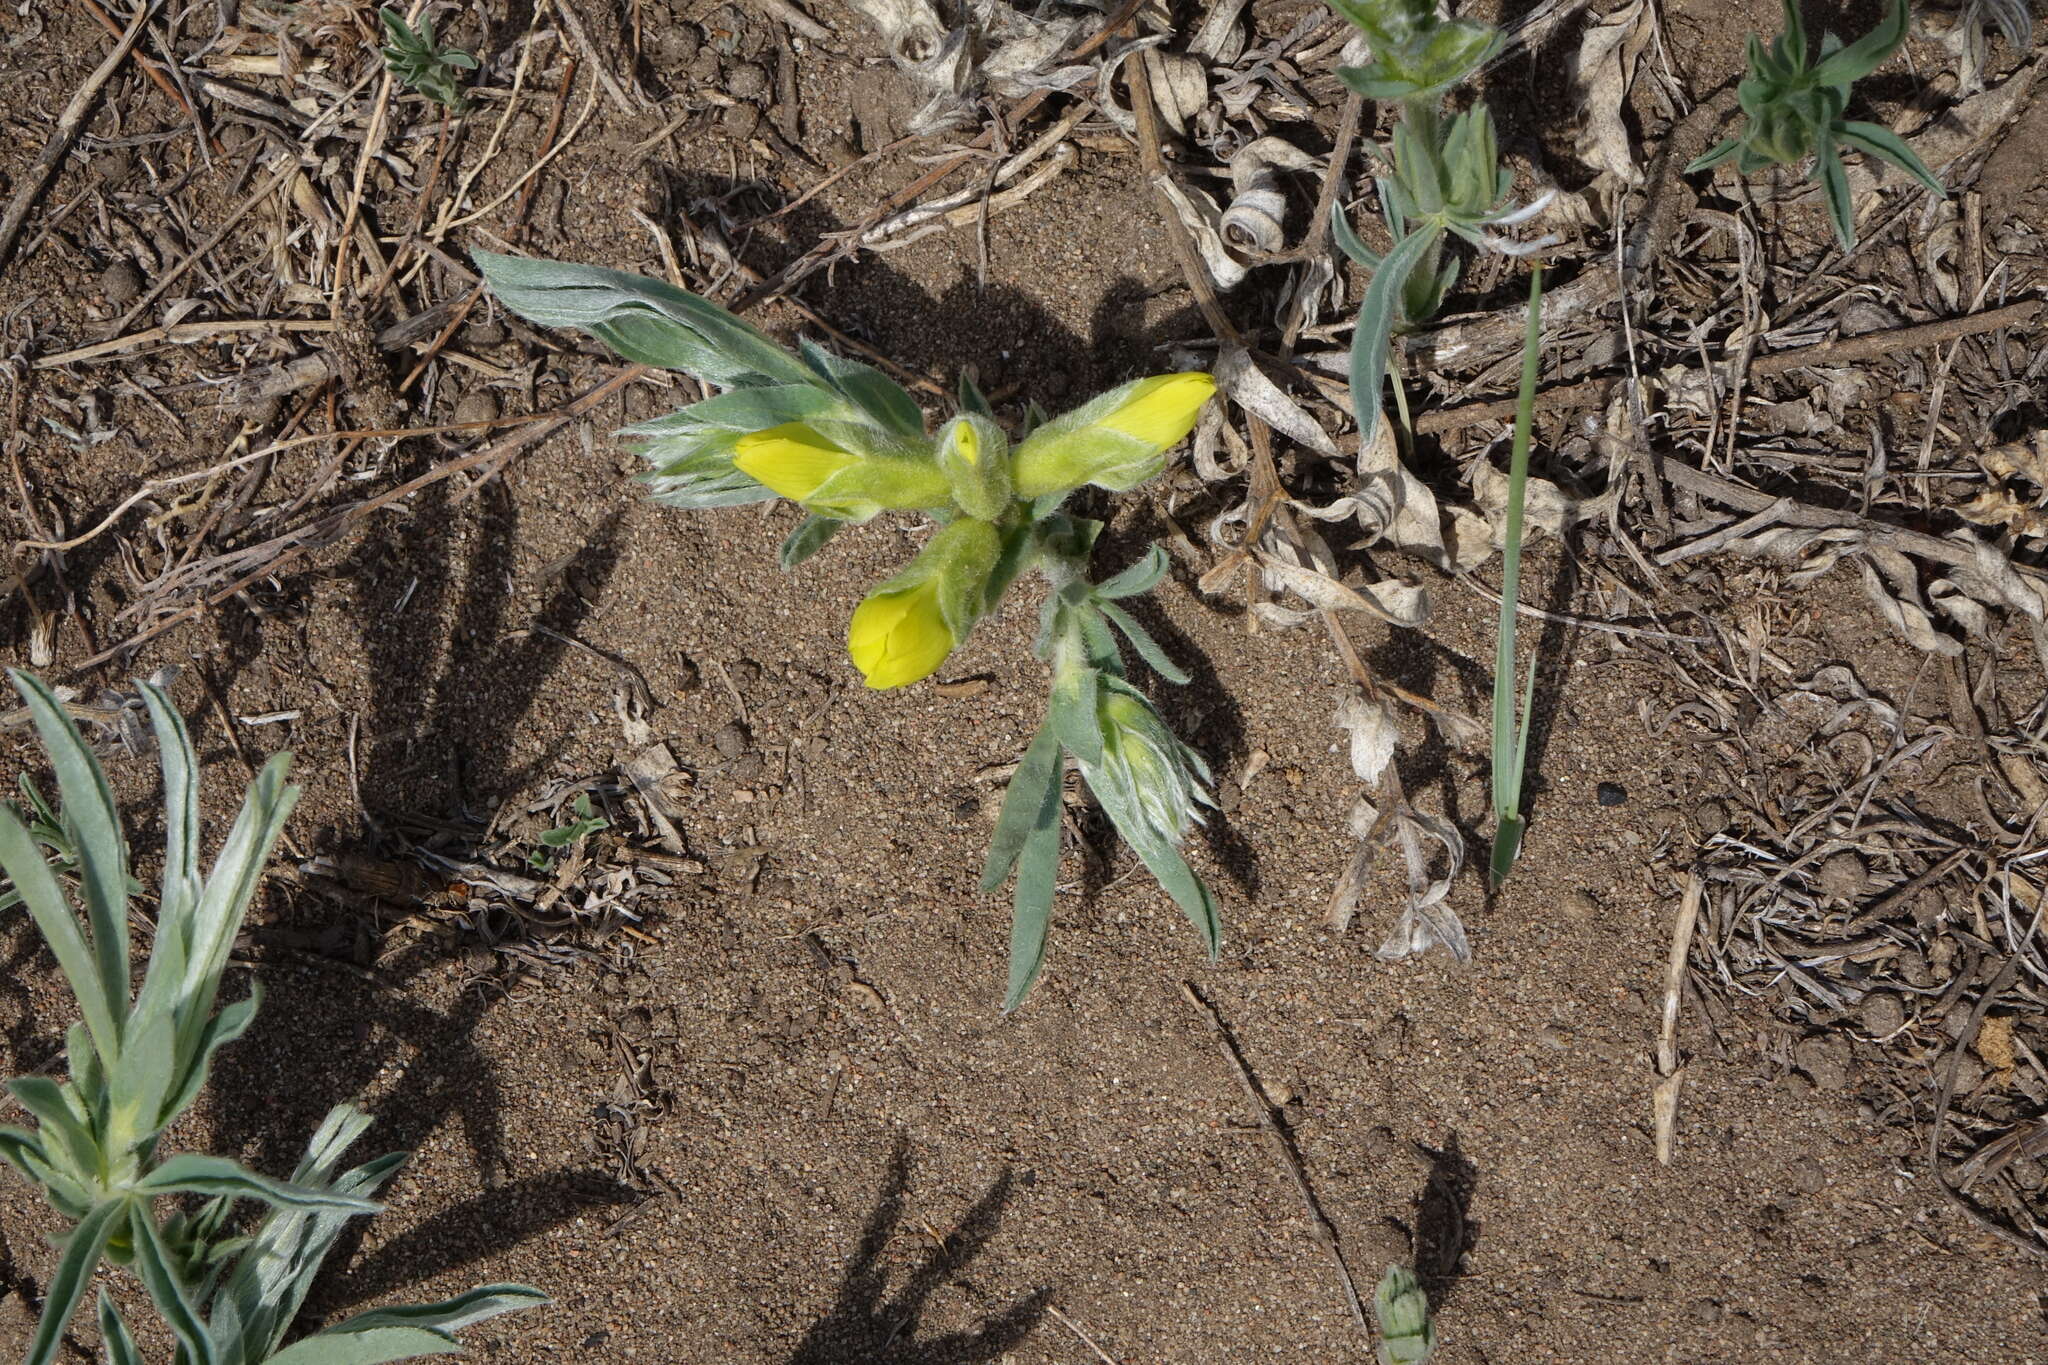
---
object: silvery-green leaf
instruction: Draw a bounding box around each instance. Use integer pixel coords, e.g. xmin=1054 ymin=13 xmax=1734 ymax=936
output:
xmin=6 ymin=1077 xmax=98 ymax=1181
xmin=779 ymin=516 xmax=844 ymax=571
xmin=258 ymin=1327 xmax=462 ymax=1364
xmin=137 ymin=1153 xmax=382 ymax=1213
xmin=1096 ymin=602 xmax=1191 ymax=685
xmin=97 ymin=1290 xmax=143 ymax=1365
xmin=982 ymin=722 xmax=1065 ymax=894
xmin=25 ymin=1198 xmax=125 ymax=1365
xmin=619 ymin=384 xmax=853 ymax=437
xmin=474 ymin=251 xmax=813 ymax=390
xmin=155 ymin=986 xmax=260 ymax=1130
xmin=6 ymin=671 xmax=130 ymax=1047
xmin=128 ymin=1202 xmax=221 ymax=1365
xmin=1093 ymin=544 xmax=1171 ymax=600
xmin=1837 ymin=120 xmax=1945 ymax=195
xmin=324 ymin=1284 xmax=547 ymax=1336
xmin=1048 ymin=664 xmax=1103 ymax=767
xmin=1809 ymin=0 xmax=1906 ymax=87
xmin=1350 ymin=226 xmax=1441 ymax=446
xmin=798 ymin=339 xmax=926 ymax=439
xmin=1002 ymin=771 xmax=1064 ymax=1012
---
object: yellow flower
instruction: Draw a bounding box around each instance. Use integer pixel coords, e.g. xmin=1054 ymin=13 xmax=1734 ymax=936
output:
xmin=848 ymin=578 xmax=954 ymax=689
xmin=1097 ymin=373 xmax=1216 ymax=449
xmin=731 ymin=423 xmax=857 ymax=502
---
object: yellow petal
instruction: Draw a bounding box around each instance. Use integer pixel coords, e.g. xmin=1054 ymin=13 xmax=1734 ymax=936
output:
xmin=733 ymin=424 xmax=857 ymax=502
xmin=848 ymin=580 xmax=954 ymax=689
xmin=952 ymin=419 xmax=979 ymax=466
xmin=1098 ymin=373 xmax=1215 ymax=449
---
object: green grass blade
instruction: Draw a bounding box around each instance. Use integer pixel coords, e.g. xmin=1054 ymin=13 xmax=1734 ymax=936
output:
xmin=1489 ymin=265 xmax=1544 ymax=888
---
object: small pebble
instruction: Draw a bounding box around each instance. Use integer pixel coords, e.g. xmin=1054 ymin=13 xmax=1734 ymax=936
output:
xmin=1793 ymin=1033 xmax=1853 ymax=1090
xmin=1560 ymin=888 xmax=1600 ymax=922
xmin=712 ymin=720 xmax=751 ymax=758
xmin=1694 ymin=798 xmax=1731 ymax=836
xmin=722 ymin=102 xmax=762 ymax=139
xmin=452 ymin=389 xmax=499 ymax=426
xmin=1787 ymin=1156 xmax=1825 ymax=1195
xmin=1859 ymin=992 xmax=1904 ymax=1037
xmin=99 ymin=259 xmax=141 ymax=304
xmin=1815 ymin=850 xmax=1869 ymax=900
xmin=724 ymin=61 xmax=769 ymax=102
xmin=1597 ymin=781 xmax=1627 ymax=806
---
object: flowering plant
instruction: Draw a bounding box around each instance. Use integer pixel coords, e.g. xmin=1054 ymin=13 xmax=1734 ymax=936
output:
xmin=477 ymin=253 xmax=1222 ymax=1007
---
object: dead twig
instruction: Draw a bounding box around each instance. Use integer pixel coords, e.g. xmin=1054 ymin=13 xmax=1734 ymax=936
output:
xmin=1654 ymin=871 xmax=1703 ymax=1165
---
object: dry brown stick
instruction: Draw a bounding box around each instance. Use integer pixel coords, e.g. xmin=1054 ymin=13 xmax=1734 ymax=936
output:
xmin=1928 ymin=948 xmax=2047 ymax=1257
xmin=0 ymin=0 xmax=154 ymax=273
xmin=1653 ymin=871 xmax=1703 ymax=1166
xmin=77 ymin=0 xmax=224 ymax=156
xmin=70 ymin=366 xmax=650 ymax=671
xmin=1180 ymin=981 xmax=1373 ymax=1342
xmin=1414 ymin=297 xmax=2044 ymax=434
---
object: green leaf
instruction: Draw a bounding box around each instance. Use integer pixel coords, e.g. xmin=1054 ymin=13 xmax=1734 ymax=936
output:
xmin=137 ymin=1153 xmax=383 ymax=1213
xmin=1837 ymin=120 xmax=1946 ymax=196
xmin=261 ymin=1328 xmax=462 ymax=1364
xmin=1093 ymin=545 xmax=1170 ymax=600
xmin=1096 ymin=602 xmax=1191 ymax=686
xmin=0 ymin=800 xmax=120 ymax=1057
xmin=1685 ymin=137 xmax=1742 ymax=174
xmin=1489 ymin=266 xmax=1544 ymax=888
xmin=956 ymin=368 xmax=994 ymax=418
xmin=1048 ymin=664 xmax=1103 ymax=767
xmin=128 ymin=1202 xmax=221 ymax=1365
xmin=778 ymin=515 xmax=844 ymax=571
xmin=1002 ymin=770 xmax=1066 ymax=1012
xmin=1126 ymin=836 xmax=1220 ymax=960
xmin=798 ymin=340 xmax=926 ymax=440
xmin=25 ymin=1199 xmax=125 ymax=1365
xmin=1349 ymin=225 xmax=1442 ymax=446
xmin=8 ymin=671 xmax=131 ymax=1044
xmin=156 ymin=985 xmax=260 ymax=1131
xmin=1815 ymin=135 xmax=1856 ymax=250
xmin=326 ymin=1284 xmax=548 ymax=1336
xmin=1810 ymin=0 xmax=1907 ymax=87
xmin=6 ymin=1077 xmax=99 ymax=1179
xmin=473 ymin=251 xmax=815 ymax=389
xmin=97 ymin=1290 xmax=143 ymax=1365
xmin=1330 ymin=200 xmax=1383 ymax=270
xmin=981 ymin=723 xmax=1065 ymax=894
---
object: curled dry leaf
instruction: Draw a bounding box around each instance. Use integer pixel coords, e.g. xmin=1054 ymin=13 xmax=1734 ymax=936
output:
xmin=1377 ymin=803 xmax=1471 ymax=963
xmin=1571 ymin=0 xmax=1650 ymax=185
xmin=1468 ymin=457 xmax=1616 ymax=547
xmin=1336 ymin=692 xmax=1399 ymax=786
xmin=1859 ymin=548 xmax=1963 ymax=657
xmin=1156 ymin=138 xmax=1320 ymax=291
xmin=1290 ymin=403 xmax=1493 ymax=572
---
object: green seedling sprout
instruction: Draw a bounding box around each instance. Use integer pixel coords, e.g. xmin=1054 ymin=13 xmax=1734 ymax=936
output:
xmin=1329 ymin=0 xmax=1553 ymax=441
xmin=530 ymin=792 xmax=610 ymax=869
xmin=1488 ymin=267 xmax=1544 ymax=889
xmin=0 ymin=672 xmax=542 ymax=1364
xmin=475 ymin=252 xmax=1223 ymax=1009
xmin=1373 ymin=1263 xmax=1437 ymax=1364
xmin=377 ymin=5 xmax=478 ymax=111
xmin=1687 ymin=0 xmax=1944 ymax=250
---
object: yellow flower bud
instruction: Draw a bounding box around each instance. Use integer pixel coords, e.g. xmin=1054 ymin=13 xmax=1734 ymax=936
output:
xmin=731 ymin=422 xmax=951 ymax=521
xmin=936 ymin=414 xmax=1012 ymax=521
xmin=731 ymin=423 xmax=858 ymax=503
xmin=845 ymin=517 xmax=1002 ymax=689
xmin=848 ymin=578 xmax=955 ymax=690
xmin=1011 ymin=371 xmax=1216 ymax=499
xmin=1096 ymin=373 xmax=1216 ymax=450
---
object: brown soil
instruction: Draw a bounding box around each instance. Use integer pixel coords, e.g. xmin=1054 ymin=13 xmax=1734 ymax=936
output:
xmin=3 ymin=1 xmax=2047 ymax=1362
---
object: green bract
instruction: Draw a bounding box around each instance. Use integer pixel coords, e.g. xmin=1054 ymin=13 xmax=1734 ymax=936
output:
xmin=0 ymin=672 xmax=542 ymax=1364
xmin=1373 ymin=1264 xmax=1437 ymax=1364
xmin=1327 ymin=0 xmax=1499 ymax=102
xmin=1687 ymin=0 xmax=1945 ymax=250
xmin=476 ymin=253 xmax=1223 ymax=1006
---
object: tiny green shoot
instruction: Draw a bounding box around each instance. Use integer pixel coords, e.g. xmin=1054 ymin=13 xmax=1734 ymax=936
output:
xmin=1488 ymin=265 xmax=1544 ymax=890
xmin=1373 ymin=1263 xmax=1437 ymax=1364
xmin=377 ymin=5 xmax=478 ymax=111
xmin=530 ymin=792 xmax=610 ymax=869
xmin=1686 ymin=0 xmax=1944 ymax=250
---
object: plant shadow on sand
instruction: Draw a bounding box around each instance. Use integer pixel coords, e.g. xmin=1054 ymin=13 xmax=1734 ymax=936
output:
xmin=790 ymin=1138 xmax=1049 ymax=1364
